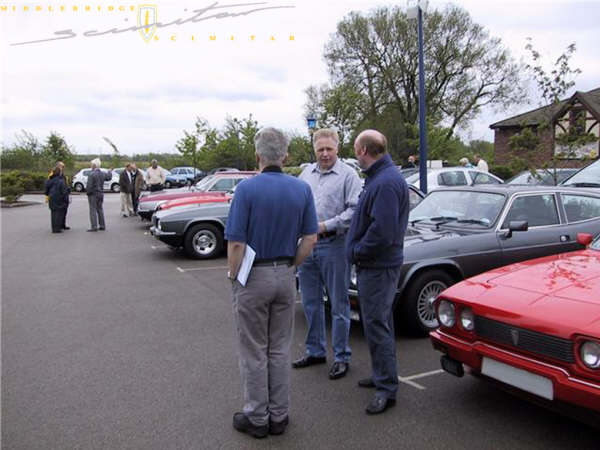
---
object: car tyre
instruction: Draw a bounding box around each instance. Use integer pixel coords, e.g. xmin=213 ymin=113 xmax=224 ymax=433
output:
xmin=184 ymin=223 xmax=223 ymax=259
xmin=74 ymin=182 xmax=84 ymax=192
xmin=398 ymin=269 xmax=455 ymax=336
xmin=111 ymin=183 xmax=120 ymax=193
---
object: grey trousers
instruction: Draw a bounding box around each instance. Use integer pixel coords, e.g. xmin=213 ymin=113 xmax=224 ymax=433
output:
xmin=232 ymin=264 xmax=296 ymax=426
xmin=87 ymin=193 xmax=106 ymax=229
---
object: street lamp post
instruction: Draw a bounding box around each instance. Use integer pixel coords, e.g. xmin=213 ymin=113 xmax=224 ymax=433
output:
xmin=307 ymin=116 xmax=317 ymax=162
xmin=408 ymin=0 xmax=428 ymax=194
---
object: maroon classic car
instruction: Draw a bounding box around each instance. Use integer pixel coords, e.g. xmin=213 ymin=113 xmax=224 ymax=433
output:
xmin=430 ymin=232 xmax=600 ymax=419
xmin=137 ymin=171 xmax=256 ymax=220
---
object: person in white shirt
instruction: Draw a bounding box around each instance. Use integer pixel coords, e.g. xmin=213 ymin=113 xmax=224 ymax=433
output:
xmin=146 ymin=159 xmax=166 ymax=191
xmin=474 ymin=154 xmax=489 ymax=173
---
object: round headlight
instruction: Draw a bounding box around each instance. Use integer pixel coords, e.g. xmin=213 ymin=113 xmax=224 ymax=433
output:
xmin=460 ymin=307 xmax=474 ymax=331
xmin=437 ymin=300 xmax=455 ymax=328
xmin=580 ymin=341 xmax=600 ymax=369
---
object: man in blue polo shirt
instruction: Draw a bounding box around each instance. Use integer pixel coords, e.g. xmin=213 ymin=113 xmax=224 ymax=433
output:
xmin=347 ymin=129 xmax=409 ymax=415
xmin=225 ymin=127 xmax=318 ymax=438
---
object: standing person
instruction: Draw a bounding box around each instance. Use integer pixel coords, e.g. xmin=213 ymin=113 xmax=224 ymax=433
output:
xmin=146 ymin=159 xmax=165 ymax=192
xmin=119 ymin=163 xmax=134 ymax=217
xmin=130 ymin=163 xmax=145 ymax=214
xmin=225 ymin=127 xmax=318 ymax=438
xmin=346 ymin=130 xmax=409 ymax=415
xmin=86 ymin=158 xmax=112 ymax=232
xmin=474 ymin=154 xmax=489 ymax=172
xmin=404 ymin=155 xmax=417 ymax=168
xmin=292 ymin=128 xmax=362 ymax=380
xmin=49 ymin=161 xmax=71 ymax=230
xmin=44 ymin=165 xmax=70 ymax=233
xmin=459 ymin=157 xmax=473 ymax=168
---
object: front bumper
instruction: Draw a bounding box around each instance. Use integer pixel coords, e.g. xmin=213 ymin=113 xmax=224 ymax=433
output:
xmin=149 ymin=226 xmax=182 ymax=247
xmin=430 ymin=329 xmax=600 ymax=412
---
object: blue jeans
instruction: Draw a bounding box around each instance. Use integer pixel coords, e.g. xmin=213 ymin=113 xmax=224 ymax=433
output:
xmin=298 ymin=236 xmax=351 ymax=363
xmin=357 ymin=266 xmax=402 ymax=399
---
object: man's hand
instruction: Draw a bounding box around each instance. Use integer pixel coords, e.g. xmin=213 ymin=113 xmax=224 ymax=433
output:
xmin=318 ymin=222 xmax=327 ymax=234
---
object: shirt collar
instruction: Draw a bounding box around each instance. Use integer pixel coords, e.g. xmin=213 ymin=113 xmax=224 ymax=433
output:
xmin=262 ymin=166 xmax=283 ymax=173
xmin=364 ymin=153 xmax=394 ymax=177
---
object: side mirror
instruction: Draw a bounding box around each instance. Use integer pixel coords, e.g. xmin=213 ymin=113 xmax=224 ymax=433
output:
xmin=577 ymin=232 xmax=594 ymax=246
xmin=505 ymin=220 xmax=528 ymax=238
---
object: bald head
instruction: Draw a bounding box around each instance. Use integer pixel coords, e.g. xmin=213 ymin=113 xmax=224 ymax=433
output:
xmin=355 ymin=129 xmax=387 ymax=157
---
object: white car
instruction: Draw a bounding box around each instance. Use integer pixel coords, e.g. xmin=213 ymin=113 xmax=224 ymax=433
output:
xmin=71 ymin=168 xmax=122 ymax=193
xmin=405 ymin=167 xmax=503 ymax=190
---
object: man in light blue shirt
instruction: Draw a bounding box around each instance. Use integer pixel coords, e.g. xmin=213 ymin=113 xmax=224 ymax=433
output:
xmin=292 ymin=128 xmax=363 ymax=380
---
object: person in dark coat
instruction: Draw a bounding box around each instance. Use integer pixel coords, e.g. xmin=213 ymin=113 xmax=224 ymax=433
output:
xmin=45 ymin=166 xmax=70 ymax=233
xmin=130 ymin=163 xmax=145 ymax=214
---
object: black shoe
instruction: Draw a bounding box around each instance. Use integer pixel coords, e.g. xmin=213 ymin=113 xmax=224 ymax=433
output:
xmin=232 ymin=412 xmax=268 ymax=438
xmin=86 ymin=228 xmax=98 ymax=232
xmin=52 ymin=230 xmax=62 ymax=233
xmin=98 ymin=227 xmax=105 ymax=230
xmin=292 ymin=355 xmax=326 ymax=369
xmin=63 ymin=226 xmax=70 ymax=230
xmin=365 ymin=396 xmax=396 ymax=415
xmin=358 ymin=377 xmax=375 ymax=388
xmin=329 ymin=362 xmax=349 ymax=380
xmin=269 ymin=416 xmax=289 ymax=435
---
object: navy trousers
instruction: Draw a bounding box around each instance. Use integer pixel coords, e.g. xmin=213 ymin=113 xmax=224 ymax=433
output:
xmin=357 ymin=266 xmax=402 ymax=399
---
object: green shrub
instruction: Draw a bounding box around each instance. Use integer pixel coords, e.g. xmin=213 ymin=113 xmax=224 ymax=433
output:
xmin=283 ymin=166 xmax=303 ymax=177
xmin=17 ymin=171 xmax=48 ymax=191
xmin=490 ymin=165 xmax=514 ymax=181
xmin=1 ymin=171 xmax=25 ymax=203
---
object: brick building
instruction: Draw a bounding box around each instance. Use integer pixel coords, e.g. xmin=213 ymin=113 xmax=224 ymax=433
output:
xmin=490 ymin=87 xmax=600 ymax=168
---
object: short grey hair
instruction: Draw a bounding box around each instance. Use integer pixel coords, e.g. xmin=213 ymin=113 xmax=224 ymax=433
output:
xmin=459 ymin=157 xmax=469 ymax=166
xmin=312 ymin=128 xmax=339 ymax=147
xmin=91 ymin=158 xmax=101 ymax=168
xmin=255 ymin=127 xmax=289 ymax=165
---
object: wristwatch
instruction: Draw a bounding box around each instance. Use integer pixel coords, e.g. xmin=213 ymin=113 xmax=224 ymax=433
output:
xmin=227 ymin=270 xmax=235 ymax=281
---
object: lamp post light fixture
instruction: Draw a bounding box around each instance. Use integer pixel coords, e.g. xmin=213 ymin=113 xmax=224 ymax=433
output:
xmin=408 ymin=0 xmax=428 ymax=194
xmin=306 ymin=116 xmax=317 ymax=162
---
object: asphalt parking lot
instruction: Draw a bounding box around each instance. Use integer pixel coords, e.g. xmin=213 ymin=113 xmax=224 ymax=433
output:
xmin=2 ymin=194 xmax=598 ymax=449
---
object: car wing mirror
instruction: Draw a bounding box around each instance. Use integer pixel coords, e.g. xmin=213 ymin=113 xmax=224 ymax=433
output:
xmin=505 ymin=220 xmax=528 ymax=238
xmin=576 ymin=232 xmax=594 ymax=246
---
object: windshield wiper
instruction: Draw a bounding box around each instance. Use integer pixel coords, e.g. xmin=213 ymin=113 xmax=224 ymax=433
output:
xmin=455 ymin=219 xmax=490 ymax=226
xmin=563 ymin=182 xmax=600 ymax=187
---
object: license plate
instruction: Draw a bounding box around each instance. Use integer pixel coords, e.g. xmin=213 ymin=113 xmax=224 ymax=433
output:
xmin=481 ymin=357 xmax=553 ymax=400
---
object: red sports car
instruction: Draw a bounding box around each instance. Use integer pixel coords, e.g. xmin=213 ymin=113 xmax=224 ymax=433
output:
xmin=430 ymin=232 xmax=600 ymax=416
xmin=156 ymin=193 xmax=231 ymax=212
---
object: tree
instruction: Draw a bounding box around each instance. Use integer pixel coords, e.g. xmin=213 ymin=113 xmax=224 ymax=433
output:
xmin=509 ymin=39 xmax=596 ymax=183
xmin=286 ymin=133 xmax=313 ymax=166
xmin=42 ymin=132 xmax=74 ymax=169
xmin=308 ymin=5 xmax=525 ymax=156
xmin=0 ymin=130 xmax=43 ymax=170
xmin=176 ymin=117 xmax=212 ymax=170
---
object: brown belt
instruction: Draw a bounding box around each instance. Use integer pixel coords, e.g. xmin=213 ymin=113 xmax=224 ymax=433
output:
xmin=254 ymin=257 xmax=294 ymax=267
xmin=318 ymin=231 xmax=337 ymax=239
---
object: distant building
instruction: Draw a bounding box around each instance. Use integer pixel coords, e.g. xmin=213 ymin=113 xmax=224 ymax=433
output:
xmin=490 ymin=87 xmax=600 ymax=168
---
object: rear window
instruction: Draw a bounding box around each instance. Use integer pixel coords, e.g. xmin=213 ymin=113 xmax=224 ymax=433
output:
xmin=561 ymin=194 xmax=600 ymax=222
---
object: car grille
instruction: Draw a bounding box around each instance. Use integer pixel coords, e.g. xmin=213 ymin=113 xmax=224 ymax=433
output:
xmin=474 ymin=316 xmax=575 ymax=363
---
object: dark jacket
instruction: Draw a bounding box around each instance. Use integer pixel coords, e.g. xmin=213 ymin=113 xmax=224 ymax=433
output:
xmin=132 ymin=169 xmax=144 ymax=197
xmin=86 ymin=168 xmax=112 ymax=196
xmin=346 ymin=154 xmax=409 ymax=268
xmin=119 ymin=169 xmax=133 ymax=194
xmin=45 ymin=175 xmax=69 ymax=210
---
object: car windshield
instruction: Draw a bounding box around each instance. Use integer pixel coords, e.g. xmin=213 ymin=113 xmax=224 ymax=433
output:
xmin=561 ymin=160 xmax=600 ymax=187
xmin=195 ymin=175 xmax=216 ymax=190
xmin=409 ymin=190 xmax=505 ymax=227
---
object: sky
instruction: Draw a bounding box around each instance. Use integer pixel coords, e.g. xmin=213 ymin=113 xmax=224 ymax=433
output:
xmin=1 ymin=0 xmax=599 ymax=156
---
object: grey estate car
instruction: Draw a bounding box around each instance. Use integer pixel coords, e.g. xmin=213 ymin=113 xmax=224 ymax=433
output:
xmin=150 ymin=185 xmax=426 ymax=260
xmin=348 ymin=185 xmax=600 ymax=336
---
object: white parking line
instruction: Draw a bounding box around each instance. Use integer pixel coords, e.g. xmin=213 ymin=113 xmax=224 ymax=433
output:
xmin=398 ymin=369 xmax=445 ymax=390
xmin=176 ymin=265 xmax=229 ymax=272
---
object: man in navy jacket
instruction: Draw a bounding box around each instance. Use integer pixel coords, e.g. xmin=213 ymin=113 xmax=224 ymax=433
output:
xmin=346 ymin=129 xmax=409 ymax=415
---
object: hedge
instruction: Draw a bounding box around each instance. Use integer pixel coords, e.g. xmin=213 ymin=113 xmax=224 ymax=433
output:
xmin=0 ymin=171 xmax=25 ymax=203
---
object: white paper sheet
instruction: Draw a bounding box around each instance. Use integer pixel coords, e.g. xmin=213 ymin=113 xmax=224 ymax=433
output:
xmin=236 ymin=245 xmax=256 ymax=287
